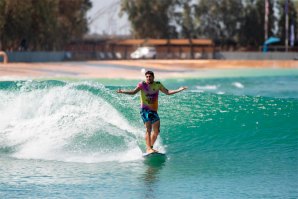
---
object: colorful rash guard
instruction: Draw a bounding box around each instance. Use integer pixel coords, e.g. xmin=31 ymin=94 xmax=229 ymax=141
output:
xmin=137 ymin=81 xmax=165 ymax=111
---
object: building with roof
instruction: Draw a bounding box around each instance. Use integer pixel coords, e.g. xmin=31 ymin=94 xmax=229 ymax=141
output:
xmin=65 ymin=38 xmax=215 ymax=60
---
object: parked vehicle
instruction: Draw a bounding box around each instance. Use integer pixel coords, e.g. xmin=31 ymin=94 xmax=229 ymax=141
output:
xmin=130 ymin=46 xmax=156 ymax=59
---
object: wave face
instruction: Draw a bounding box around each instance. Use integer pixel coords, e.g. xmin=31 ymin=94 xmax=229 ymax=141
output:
xmin=0 ymin=80 xmax=148 ymax=163
xmin=0 ymin=76 xmax=297 ymax=166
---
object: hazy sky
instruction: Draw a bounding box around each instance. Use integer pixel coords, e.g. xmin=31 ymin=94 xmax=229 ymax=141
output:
xmin=87 ymin=0 xmax=130 ymax=35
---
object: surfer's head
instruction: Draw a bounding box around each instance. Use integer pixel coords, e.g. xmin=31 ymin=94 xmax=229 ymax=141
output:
xmin=145 ymin=71 xmax=154 ymax=77
xmin=145 ymin=71 xmax=154 ymax=84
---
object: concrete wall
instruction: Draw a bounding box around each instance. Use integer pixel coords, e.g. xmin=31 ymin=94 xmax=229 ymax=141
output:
xmin=1 ymin=51 xmax=297 ymax=62
xmin=0 ymin=52 xmax=67 ymax=62
xmin=214 ymin=52 xmax=298 ymax=60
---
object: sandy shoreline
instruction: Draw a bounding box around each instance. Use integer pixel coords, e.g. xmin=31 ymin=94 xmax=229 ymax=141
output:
xmin=0 ymin=60 xmax=297 ymax=79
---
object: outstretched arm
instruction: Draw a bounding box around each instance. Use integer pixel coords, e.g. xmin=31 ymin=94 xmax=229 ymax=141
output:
xmin=160 ymin=86 xmax=188 ymax=95
xmin=117 ymin=86 xmax=141 ymax=95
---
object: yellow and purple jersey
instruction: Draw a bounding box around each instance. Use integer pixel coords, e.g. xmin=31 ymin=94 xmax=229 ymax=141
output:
xmin=137 ymin=81 xmax=165 ymax=111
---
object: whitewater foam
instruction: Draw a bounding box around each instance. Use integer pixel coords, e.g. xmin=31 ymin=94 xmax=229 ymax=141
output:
xmin=232 ymin=82 xmax=245 ymax=89
xmin=0 ymin=81 xmax=153 ymax=163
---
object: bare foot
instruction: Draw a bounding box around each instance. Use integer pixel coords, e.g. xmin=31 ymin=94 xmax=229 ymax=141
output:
xmin=152 ymin=148 xmax=159 ymax=153
xmin=146 ymin=148 xmax=158 ymax=154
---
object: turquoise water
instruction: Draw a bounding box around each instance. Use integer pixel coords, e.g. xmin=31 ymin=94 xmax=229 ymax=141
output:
xmin=0 ymin=69 xmax=298 ymax=198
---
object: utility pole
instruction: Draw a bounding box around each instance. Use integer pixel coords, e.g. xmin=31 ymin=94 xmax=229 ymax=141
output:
xmin=264 ymin=0 xmax=269 ymax=42
xmin=285 ymin=0 xmax=289 ymax=52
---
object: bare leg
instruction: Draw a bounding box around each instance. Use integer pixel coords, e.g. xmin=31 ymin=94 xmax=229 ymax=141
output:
xmin=144 ymin=122 xmax=155 ymax=153
xmin=151 ymin=120 xmax=160 ymax=151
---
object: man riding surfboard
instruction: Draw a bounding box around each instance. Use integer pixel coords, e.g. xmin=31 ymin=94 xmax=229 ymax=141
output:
xmin=117 ymin=71 xmax=187 ymax=154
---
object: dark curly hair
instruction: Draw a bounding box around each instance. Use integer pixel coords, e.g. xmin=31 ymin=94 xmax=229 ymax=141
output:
xmin=145 ymin=71 xmax=154 ymax=77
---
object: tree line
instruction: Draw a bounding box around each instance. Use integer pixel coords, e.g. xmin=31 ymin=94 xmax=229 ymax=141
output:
xmin=121 ymin=0 xmax=298 ymax=48
xmin=0 ymin=0 xmax=296 ymax=51
xmin=0 ymin=0 xmax=92 ymax=51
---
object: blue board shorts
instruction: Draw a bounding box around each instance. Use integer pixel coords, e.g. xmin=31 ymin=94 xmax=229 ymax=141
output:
xmin=140 ymin=108 xmax=160 ymax=124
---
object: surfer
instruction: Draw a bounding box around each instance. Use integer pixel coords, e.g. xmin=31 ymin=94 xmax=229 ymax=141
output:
xmin=117 ymin=71 xmax=187 ymax=154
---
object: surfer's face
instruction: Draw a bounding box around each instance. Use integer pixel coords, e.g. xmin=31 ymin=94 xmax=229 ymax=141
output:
xmin=146 ymin=74 xmax=154 ymax=84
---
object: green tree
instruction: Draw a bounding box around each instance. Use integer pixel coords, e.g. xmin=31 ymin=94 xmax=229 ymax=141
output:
xmin=0 ymin=0 xmax=91 ymax=51
xmin=57 ymin=0 xmax=92 ymax=48
xmin=1 ymin=0 xmax=34 ymax=50
xmin=259 ymin=0 xmax=276 ymax=41
xmin=120 ymin=0 xmax=176 ymax=38
xmin=31 ymin=0 xmax=59 ymax=50
xmin=177 ymin=0 xmax=196 ymax=39
xmin=195 ymin=0 xmax=244 ymax=45
xmin=277 ymin=0 xmax=298 ymax=45
xmin=238 ymin=2 xmax=261 ymax=47
xmin=172 ymin=0 xmax=197 ymax=57
xmin=240 ymin=0 xmax=276 ymax=47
